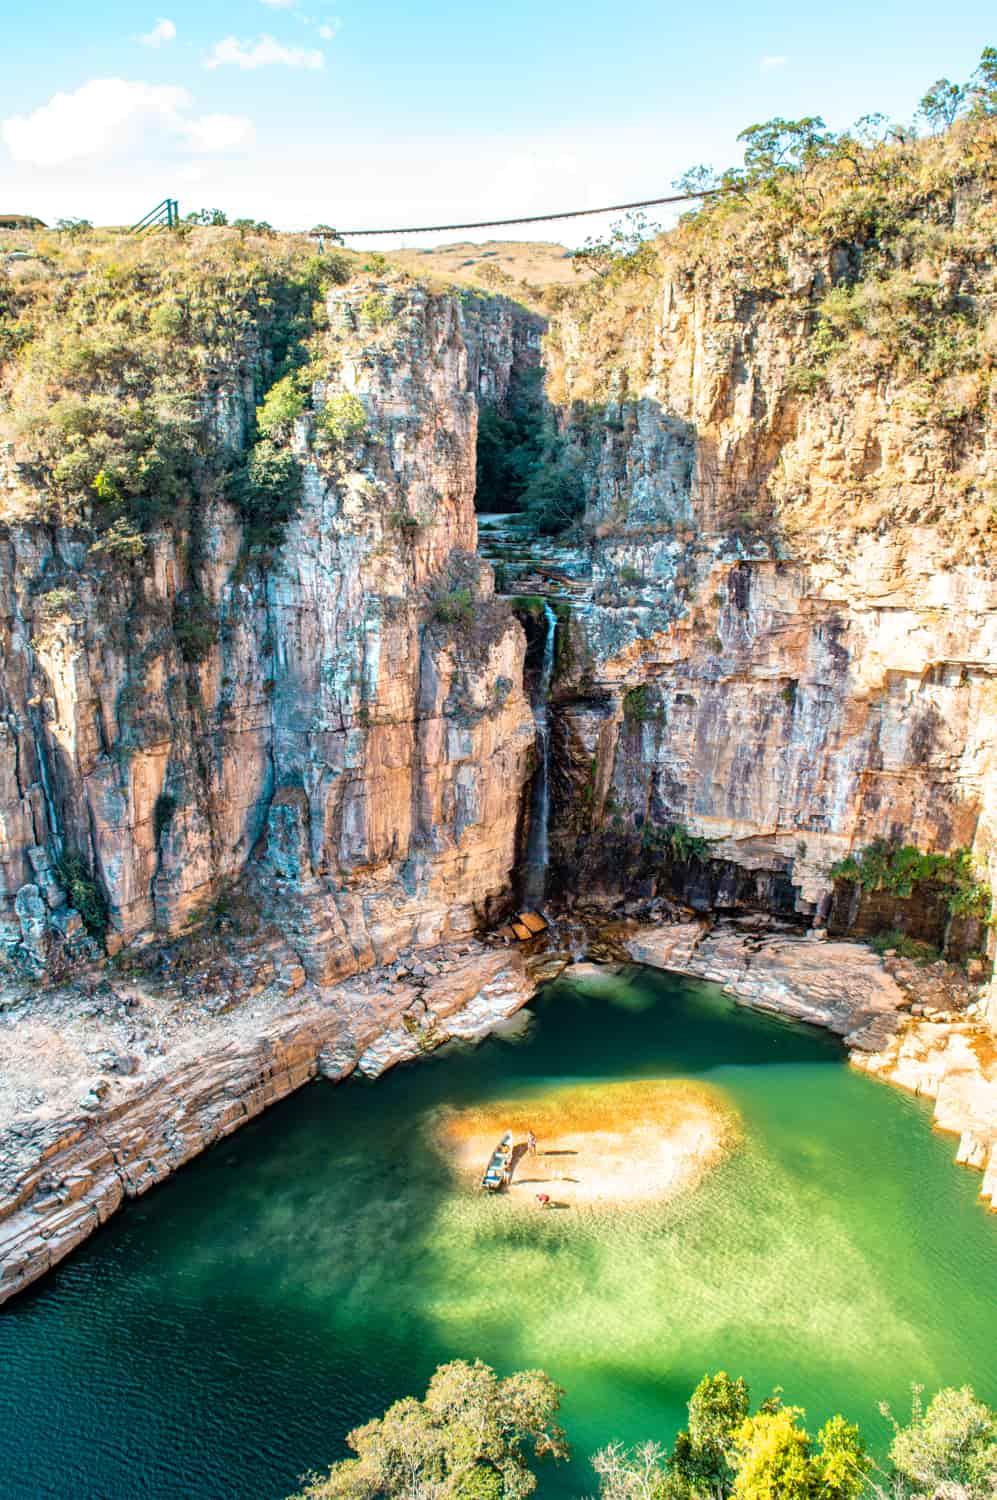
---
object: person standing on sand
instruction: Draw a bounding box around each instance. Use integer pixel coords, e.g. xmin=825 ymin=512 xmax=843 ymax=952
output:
xmin=527 ymin=1130 xmax=537 ymax=1157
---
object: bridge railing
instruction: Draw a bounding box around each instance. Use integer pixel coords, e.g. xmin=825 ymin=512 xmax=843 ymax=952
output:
xmin=130 ymin=199 xmax=179 ymax=234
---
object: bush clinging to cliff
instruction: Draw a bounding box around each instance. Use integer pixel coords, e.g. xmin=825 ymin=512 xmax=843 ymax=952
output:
xmin=829 ymin=841 xmax=991 ymax=920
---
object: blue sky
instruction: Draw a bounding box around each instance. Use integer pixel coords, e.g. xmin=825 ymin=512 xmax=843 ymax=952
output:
xmin=1 ymin=0 xmax=994 ymax=245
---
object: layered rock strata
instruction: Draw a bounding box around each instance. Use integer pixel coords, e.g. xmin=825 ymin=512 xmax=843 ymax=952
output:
xmin=537 ymin=212 xmax=997 ymax=969
xmin=0 ymin=940 xmax=534 ymax=1305
xmin=1 ymin=281 xmax=538 ymax=979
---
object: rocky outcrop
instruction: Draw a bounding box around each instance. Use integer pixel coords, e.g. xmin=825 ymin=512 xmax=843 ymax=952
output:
xmin=0 ymin=281 xmax=538 ymax=977
xmin=852 ymin=1017 xmax=997 ymax=1207
xmin=624 ymin=922 xmax=913 ymax=1045
xmin=538 ymin=210 xmax=997 ymax=969
xmin=0 ymin=941 xmax=534 ymax=1305
xmin=623 ymin=918 xmax=997 ymax=1207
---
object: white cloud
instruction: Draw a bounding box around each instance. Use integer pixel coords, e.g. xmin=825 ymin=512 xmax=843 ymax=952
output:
xmin=1 ymin=79 xmax=252 ymax=167
xmin=318 ymin=20 xmax=340 ymax=39
xmin=137 ymin=18 xmax=176 ymax=46
xmin=181 ymin=112 xmax=255 ymax=153
xmin=760 ymin=55 xmax=788 ymax=72
xmin=204 ymin=34 xmax=323 ymax=69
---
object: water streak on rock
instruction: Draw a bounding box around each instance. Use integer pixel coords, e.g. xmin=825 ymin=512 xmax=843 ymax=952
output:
xmin=523 ymin=602 xmax=557 ymax=908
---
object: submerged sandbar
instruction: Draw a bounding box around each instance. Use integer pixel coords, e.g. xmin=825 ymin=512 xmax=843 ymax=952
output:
xmin=436 ymin=1079 xmax=739 ymax=1209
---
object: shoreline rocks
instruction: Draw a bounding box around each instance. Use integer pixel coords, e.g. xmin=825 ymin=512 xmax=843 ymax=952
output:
xmin=622 ymin=919 xmax=997 ymax=1209
xmin=0 ymin=942 xmax=534 ymax=1306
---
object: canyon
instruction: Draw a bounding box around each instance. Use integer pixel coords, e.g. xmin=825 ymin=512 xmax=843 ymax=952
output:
xmin=2 ymin=124 xmax=997 ymax=1301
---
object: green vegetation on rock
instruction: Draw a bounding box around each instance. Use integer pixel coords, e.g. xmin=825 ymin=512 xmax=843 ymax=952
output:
xmin=54 ymin=851 xmax=108 ymax=943
xmin=317 ymin=391 xmax=368 ymax=446
xmin=829 ymin=840 xmax=992 ymax=920
xmin=0 ymin=230 xmax=355 ymax=562
xmin=474 ymin=366 xmax=584 ymax=534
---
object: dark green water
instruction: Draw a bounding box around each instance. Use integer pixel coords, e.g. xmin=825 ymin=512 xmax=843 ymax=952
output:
xmin=2 ymin=966 xmax=995 ymax=1500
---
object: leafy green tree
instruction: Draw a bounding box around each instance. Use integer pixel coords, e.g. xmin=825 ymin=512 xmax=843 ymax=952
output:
xmin=969 ymin=46 xmax=997 ymax=115
xmin=918 ymin=78 xmax=967 ymax=131
xmin=884 ymin=1386 xmax=997 ymax=1499
xmin=185 ymin=207 xmax=229 ymax=226
xmin=318 ymin=392 xmax=367 ymax=446
xmin=668 ymin=1372 xmax=750 ymax=1499
xmin=736 ymin=118 xmax=836 ymax=182
xmin=291 ymin=1359 xmax=569 ymax=1499
xmin=573 ymin=211 xmax=661 ymax=279
xmin=239 ymin=439 xmax=303 ymax=551
xmin=257 ymin=374 xmax=307 ymax=442
xmin=731 ymin=1406 xmax=867 ymax=1500
xmin=672 ymin=166 xmax=721 ymax=196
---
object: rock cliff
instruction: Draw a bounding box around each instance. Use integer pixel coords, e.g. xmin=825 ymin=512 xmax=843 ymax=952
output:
xmin=535 ymin=138 xmax=997 ymax=982
xmin=1 ymin=269 xmax=538 ymax=977
xmin=4 ymin=125 xmax=997 ymax=1301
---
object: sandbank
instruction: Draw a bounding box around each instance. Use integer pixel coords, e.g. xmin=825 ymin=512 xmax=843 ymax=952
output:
xmin=435 ymin=1079 xmax=738 ymax=1210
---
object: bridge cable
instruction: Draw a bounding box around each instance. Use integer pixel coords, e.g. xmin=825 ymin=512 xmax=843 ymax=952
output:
xmin=332 ymin=188 xmax=724 ymax=238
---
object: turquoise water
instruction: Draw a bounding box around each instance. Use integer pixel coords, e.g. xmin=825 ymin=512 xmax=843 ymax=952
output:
xmin=1 ymin=965 xmax=995 ymax=1499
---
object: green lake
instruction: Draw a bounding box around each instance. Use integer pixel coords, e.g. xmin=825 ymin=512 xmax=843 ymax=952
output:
xmin=1 ymin=965 xmax=995 ymax=1499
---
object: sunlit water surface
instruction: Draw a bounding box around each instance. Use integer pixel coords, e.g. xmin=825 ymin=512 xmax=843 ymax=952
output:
xmin=1 ymin=966 xmax=995 ymax=1499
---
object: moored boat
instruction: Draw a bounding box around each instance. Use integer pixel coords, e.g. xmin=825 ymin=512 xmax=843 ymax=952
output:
xmin=480 ymin=1130 xmax=514 ymax=1191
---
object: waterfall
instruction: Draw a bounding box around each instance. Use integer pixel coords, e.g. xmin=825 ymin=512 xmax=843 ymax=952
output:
xmin=522 ymin=602 xmax=557 ymax=909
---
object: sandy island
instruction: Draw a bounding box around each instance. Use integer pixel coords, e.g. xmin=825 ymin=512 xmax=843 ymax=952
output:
xmin=435 ymin=1080 xmax=739 ymax=1210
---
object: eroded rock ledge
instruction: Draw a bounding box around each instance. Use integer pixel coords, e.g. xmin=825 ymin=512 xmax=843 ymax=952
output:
xmin=3 ymin=917 xmax=994 ymax=1309
xmin=624 ymin=920 xmax=997 ymax=1209
xmin=0 ymin=940 xmax=535 ymax=1306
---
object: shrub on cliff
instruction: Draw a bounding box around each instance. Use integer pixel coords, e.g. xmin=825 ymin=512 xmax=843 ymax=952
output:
xmin=238 ymin=439 xmax=304 ymax=553
xmin=317 ymin=392 xmax=367 ymax=447
xmin=829 ymin=841 xmax=991 ymax=921
xmin=54 ymin=852 xmax=108 ymax=943
xmin=257 ymin=374 xmax=307 ymax=442
xmin=289 ymin=1359 xmax=568 ymax=1499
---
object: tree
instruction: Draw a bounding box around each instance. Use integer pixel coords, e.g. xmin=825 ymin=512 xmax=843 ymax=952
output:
xmin=968 ymin=46 xmax=997 ymax=116
xmin=668 ymin=1372 xmax=751 ymax=1499
xmin=573 ymin=211 xmax=661 ymax=279
xmin=672 ymin=166 xmax=721 ymax=197
xmin=731 ymin=1406 xmax=867 ymax=1500
xmin=55 ymin=217 xmax=93 ymax=237
xmin=918 ymin=78 xmax=967 ymax=131
xmin=290 ymin=1360 xmax=569 ymax=1500
xmin=736 ymin=118 xmax=836 ymax=182
xmin=184 ymin=207 xmax=228 ymax=226
xmin=592 ymin=1440 xmax=670 ymax=1500
xmin=256 ymin=374 xmax=307 ymax=442
xmin=884 ymin=1386 xmax=997 ymax=1499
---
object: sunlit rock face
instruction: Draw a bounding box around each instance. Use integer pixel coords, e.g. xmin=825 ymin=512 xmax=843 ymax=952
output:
xmin=0 ymin=284 xmax=537 ymax=978
xmin=541 ymin=240 xmax=997 ymax=947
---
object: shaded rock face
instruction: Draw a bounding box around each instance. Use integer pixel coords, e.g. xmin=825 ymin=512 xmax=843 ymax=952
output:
xmin=541 ymin=247 xmax=997 ymax=956
xmin=0 ymin=285 xmax=536 ymax=979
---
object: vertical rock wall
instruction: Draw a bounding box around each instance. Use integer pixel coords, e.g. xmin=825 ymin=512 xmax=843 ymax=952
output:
xmin=541 ymin=241 xmax=997 ymax=942
xmin=0 ymin=282 xmax=537 ymax=978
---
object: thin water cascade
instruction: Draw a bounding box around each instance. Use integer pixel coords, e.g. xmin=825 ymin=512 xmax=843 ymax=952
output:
xmin=522 ymin=601 xmax=557 ymax=908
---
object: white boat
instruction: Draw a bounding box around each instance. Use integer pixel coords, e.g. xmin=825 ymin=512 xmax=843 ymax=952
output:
xmin=480 ymin=1130 xmax=514 ymax=1191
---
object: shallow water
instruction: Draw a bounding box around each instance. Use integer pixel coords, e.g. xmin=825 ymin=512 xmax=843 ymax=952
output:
xmin=1 ymin=966 xmax=995 ymax=1500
